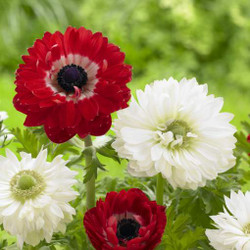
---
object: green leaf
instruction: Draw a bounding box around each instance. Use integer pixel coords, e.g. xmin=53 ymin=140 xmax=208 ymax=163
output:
xmin=0 ymin=239 xmax=8 ymax=249
xmin=11 ymin=127 xmax=80 ymax=160
xmin=11 ymin=127 xmax=46 ymax=157
xmin=180 ymin=227 xmax=205 ymax=249
xmin=160 ymin=206 xmax=206 ymax=250
xmin=67 ymin=154 xmax=85 ymax=167
xmin=96 ymin=137 xmax=121 ymax=163
xmin=242 ymin=121 xmax=250 ymax=134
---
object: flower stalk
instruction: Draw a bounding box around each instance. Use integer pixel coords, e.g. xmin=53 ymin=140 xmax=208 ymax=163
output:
xmin=84 ymin=135 xmax=96 ymax=210
xmin=156 ymin=173 xmax=164 ymax=205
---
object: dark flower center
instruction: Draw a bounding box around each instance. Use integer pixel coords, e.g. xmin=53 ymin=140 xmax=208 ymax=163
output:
xmin=57 ymin=64 xmax=88 ymax=93
xmin=116 ymin=219 xmax=140 ymax=242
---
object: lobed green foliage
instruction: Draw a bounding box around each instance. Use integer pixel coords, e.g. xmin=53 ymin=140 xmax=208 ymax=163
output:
xmin=0 ymin=117 xmax=249 ymax=249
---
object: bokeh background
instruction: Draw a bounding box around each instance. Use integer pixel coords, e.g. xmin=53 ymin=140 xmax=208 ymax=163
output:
xmin=0 ymin=0 xmax=250 ymax=246
xmin=0 ymin=0 xmax=249 ymax=130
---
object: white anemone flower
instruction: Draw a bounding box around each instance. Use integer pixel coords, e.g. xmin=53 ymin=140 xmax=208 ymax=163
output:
xmin=206 ymin=191 xmax=250 ymax=250
xmin=0 ymin=111 xmax=13 ymax=142
xmin=112 ymin=78 xmax=236 ymax=189
xmin=0 ymin=149 xmax=78 ymax=248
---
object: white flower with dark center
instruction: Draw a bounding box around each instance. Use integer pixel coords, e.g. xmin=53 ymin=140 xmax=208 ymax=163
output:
xmin=0 ymin=149 xmax=78 ymax=248
xmin=112 ymin=78 xmax=236 ymax=189
xmin=0 ymin=111 xmax=13 ymax=142
xmin=206 ymin=191 xmax=250 ymax=250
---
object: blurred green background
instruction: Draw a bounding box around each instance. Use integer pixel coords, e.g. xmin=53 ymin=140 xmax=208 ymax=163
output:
xmin=0 ymin=0 xmax=249 ymax=246
xmin=0 ymin=0 xmax=249 ymax=130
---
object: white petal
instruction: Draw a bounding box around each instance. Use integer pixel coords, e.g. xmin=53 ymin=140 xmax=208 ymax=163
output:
xmin=112 ymin=77 xmax=236 ymax=190
xmin=0 ymin=146 xmax=77 ymax=247
xmin=151 ymin=144 xmax=164 ymax=161
xmin=121 ymin=127 xmax=153 ymax=144
xmin=2 ymin=201 xmax=20 ymax=216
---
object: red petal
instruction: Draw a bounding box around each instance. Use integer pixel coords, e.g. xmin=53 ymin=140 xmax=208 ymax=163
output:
xmin=101 ymin=65 xmax=132 ymax=83
xmin=45 ymin=112 xmax=58 ymax=129
xmin=113 ymin=247 xmax=126 ymax=250
xmin=77 ymin=119 xmax=89 ymax=138
xmin=94 ymin=95 xmax=115 ymax=115
xmin=50 ymin=31 xmax=66 ymax=56
xmin=44 ymin=107 xmax=76 ymax=143
xmin=78 ymin=98 xmax=99 ymax=121
xmin=19 ymin=69 xmax=46 ymax=81
xmin=51 ymin=45 xmax=62 ymax=62
xmin=39 ymin=99 xmax=58 ymax=108
xmin=95 ymin=80 xmax=121 ymax=98
xmin=13 ymin=26 xmax=133 ymax=145
xmin=88 ymin=32 xmax=105 ymax=60
xmin=22 ymin=79 xmax=45 ymax=91
xmin=22 ymin=55 xmax=36 ymax=65
xmin=13 ymin=95 xmax=28 ymax=114
xmin=78 ymin=27 xmax=93 ymax=56
xmin=127 ymin=237 xmax=143 ymax=247
xmin=93 ymin=37 xmax=108 ymax=63
xmin=89 ymin=115 xmax=112 ymax=136
xmin=33 ymin=39 xmax=48 ymax=61
xmin=64 ymin=26 xmax=78 ymax=55
xmin=32 ymin=87 xmax=54 ymax=99
xmin=24 ymin=110 xmax=48 ymax=126
xmin=247 ymin=134 xmax=250 ymax=143
xmin=58 ymin=102 xmax=81 ymax=129
xmin=107 ymin=215 xmax=118 ymax=232
xmin=41 ymin=94 xmax=66 ymax=107
xmin=19 ymin=95 xmax=39 ymax=105
xmin=83 ymin=188 xmax=167 ymax=250
xmin=106 ymin=227 xmax=119 ymax=246
xmin=106 ymin=51 xmax=125 ymax=66
xmin=44 ymin=124 xmax=76 ymax=143
xmin=42 ymin=31 xmax=52 ymax=46
xmin=139 ymin=226 xmax=148 ymax=237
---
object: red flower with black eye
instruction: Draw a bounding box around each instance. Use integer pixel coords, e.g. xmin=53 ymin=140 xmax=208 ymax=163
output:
xmin=83 ymin=188 xmax=166 ymax=250
xmin=14 ymin=26 xmax=132 ymax=143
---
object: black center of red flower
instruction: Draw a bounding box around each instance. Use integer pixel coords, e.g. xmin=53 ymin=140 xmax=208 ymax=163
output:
xmin=57 ymin=64 xmax=88 ymax=93
xmin=117 ymin=219 xmax=140 ymax=242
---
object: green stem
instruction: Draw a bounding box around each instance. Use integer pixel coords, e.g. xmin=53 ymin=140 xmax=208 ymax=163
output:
xmin=84 ymin=135 xmax=95 ymax=210
xmin=156 ymin=173 xmax=165 ymax=205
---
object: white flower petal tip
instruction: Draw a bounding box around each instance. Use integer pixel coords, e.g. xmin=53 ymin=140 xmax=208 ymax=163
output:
xmin=113 ymin=77 xmax=236 ymax=189
xmin=0 ymin=149 xmax=78 ymax=247
xmin=0 ymin=111 xmax=8 ymax=121
xmin=69 ymin=135 xmax=112 ymax=150
xmin=0 ymin=111 xmax=13 ymax=143
xmin=93 ymin=135 xmax=112 ymax=149
xmin=206 ymin=191 xmax=250 ymax=250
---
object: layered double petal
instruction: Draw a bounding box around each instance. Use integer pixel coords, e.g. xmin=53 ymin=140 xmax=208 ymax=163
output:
xmin=14 ymin=26 xmax=132 ymax=143
xmin=84 ymin=188 xmax=166 ymax=250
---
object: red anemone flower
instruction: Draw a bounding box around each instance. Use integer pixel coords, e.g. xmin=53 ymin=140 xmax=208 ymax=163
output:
xmin=14 ymin=26 xmax=132 ymax=143
xmin=83 ymin=188 xmax=166 ymax=250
